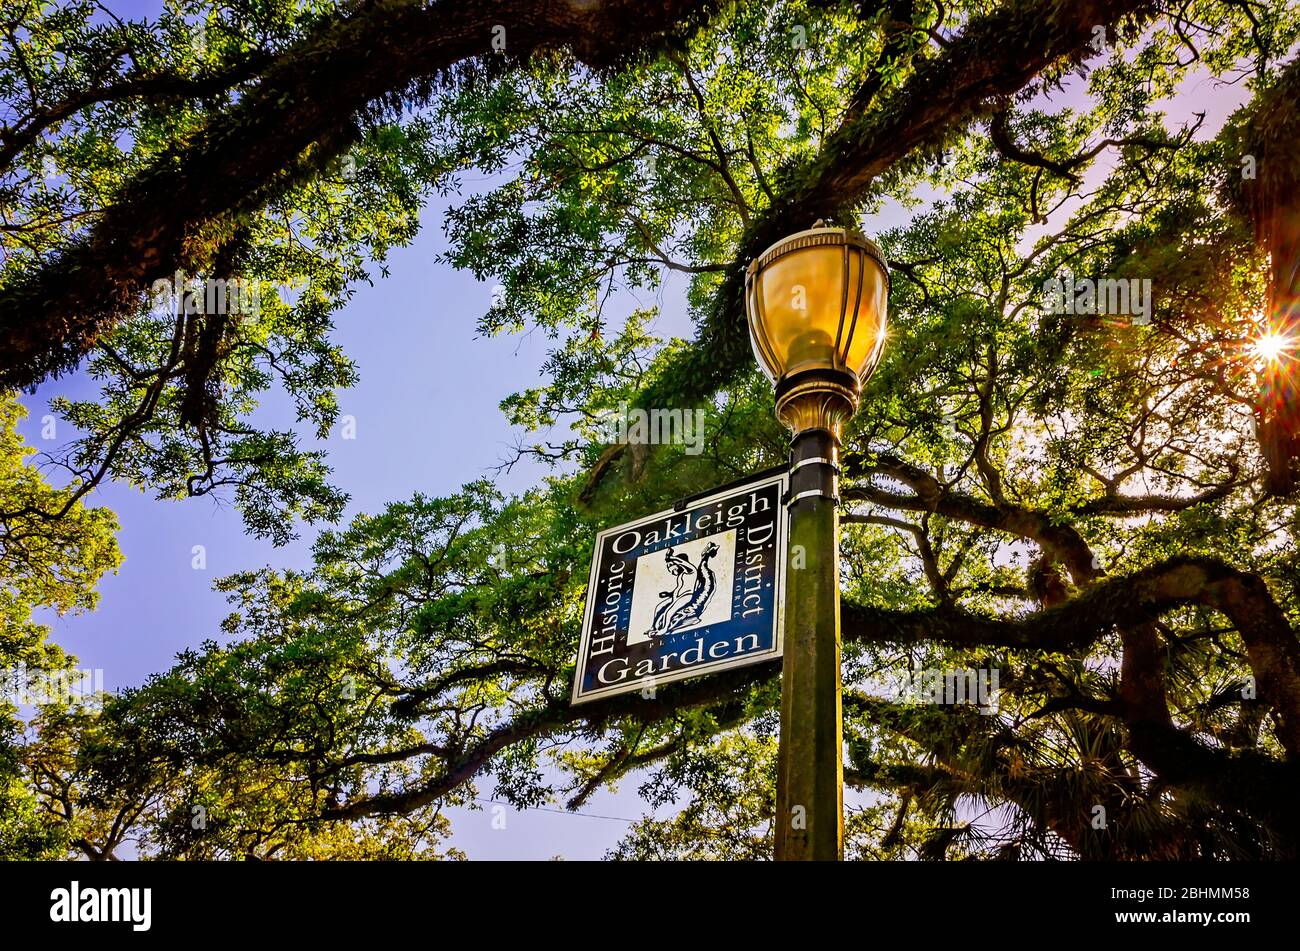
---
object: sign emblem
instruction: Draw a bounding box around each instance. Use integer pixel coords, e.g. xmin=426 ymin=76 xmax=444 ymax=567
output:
xmin=571 ymin=470 xmax=787 ymax=704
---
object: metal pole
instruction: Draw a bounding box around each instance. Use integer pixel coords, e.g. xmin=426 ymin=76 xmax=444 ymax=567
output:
xmin=774 ymin=426 xmax=843 ymax=860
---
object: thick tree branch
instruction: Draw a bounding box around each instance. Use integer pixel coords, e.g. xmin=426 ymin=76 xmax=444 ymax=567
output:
xmin=320 ymin=660 xmax=773 ymax=820
xmin=0 ymin=0 xmax=718 ymax=388
xmin=642 ymin=0 xmax=1157 ymax=412
xmin=844 ymin=555 xmax=1300 ymax=756
xmin=324 ymin=555 xmax=1300 ymax=823
xmin=843 ymin=451 xmax=1101 ymax=584
xmin=0 ymin=52 xmax=274 ymax=173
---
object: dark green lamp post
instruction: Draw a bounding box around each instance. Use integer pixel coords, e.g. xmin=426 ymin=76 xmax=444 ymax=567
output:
xmin=745 ymin=223 xmax=889 ymax=861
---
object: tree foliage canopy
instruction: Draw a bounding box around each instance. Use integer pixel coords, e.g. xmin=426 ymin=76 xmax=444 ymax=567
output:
xmin=4 ymin=0 xmax=1300 ymax=859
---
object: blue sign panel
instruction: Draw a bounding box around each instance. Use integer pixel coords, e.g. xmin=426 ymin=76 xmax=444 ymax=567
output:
xmin=571 ymin=470 xmax=788 ymax=704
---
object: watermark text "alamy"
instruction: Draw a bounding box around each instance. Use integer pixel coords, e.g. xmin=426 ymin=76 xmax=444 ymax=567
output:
xmin=1043 ymin=272 xmax=1151 ymax=325
xmin=599 ymin=402 xmax=705 ymax=455
xmin=867 ymin=667 xmax=1000 ymax=714
xmin=3 ymin=664 xmax=103 ymax=708
xmin=151 ymin=269 xmax=260 ymax=317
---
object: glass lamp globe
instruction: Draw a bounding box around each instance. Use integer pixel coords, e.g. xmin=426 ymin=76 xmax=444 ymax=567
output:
xmin=745 ymin=224 xmax=889 ymax=433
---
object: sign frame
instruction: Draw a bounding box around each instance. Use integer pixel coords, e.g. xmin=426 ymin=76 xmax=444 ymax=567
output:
xmin=571 ymin=468 xmax=788 ymax=705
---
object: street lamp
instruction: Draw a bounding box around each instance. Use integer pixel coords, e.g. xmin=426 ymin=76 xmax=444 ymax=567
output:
xmin=745 ymin=222 xmax=889 ymax=861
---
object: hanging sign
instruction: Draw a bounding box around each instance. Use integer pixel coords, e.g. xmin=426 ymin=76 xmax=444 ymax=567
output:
xmin=571 ymin=470 xmax=787 ymax=704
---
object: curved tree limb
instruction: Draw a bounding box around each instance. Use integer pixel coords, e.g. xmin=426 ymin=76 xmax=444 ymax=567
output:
xmin=843 ymin=555 xmax=1300 ymax=755
xmin=0 ymin=0 xmax=719 ymax=389
xmin=642 ymin=0 xmax=1157 ymax=411
xmin=843 ymin=451 xmax=1102 ymax=584
xmin=320 ymin=660 xmax=773 ymax=820
xmin=322 ymin=554 xmax=1298 ymax=823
